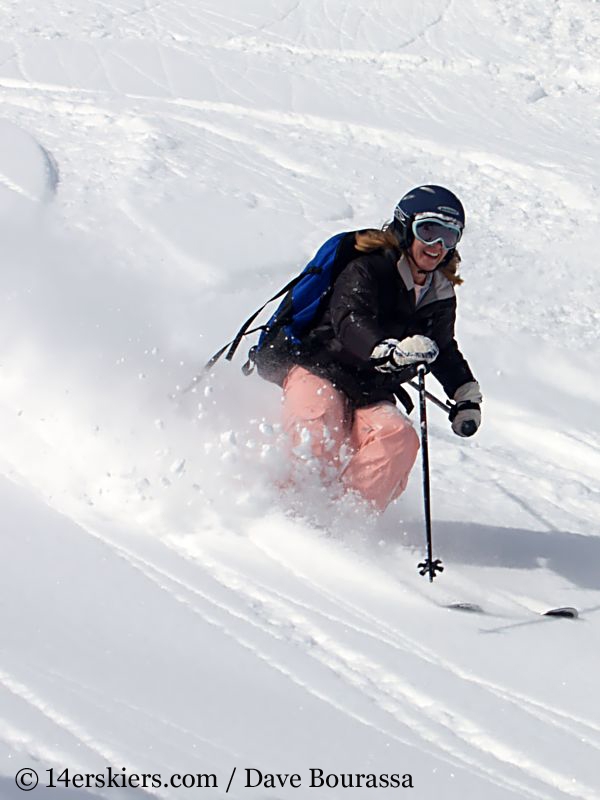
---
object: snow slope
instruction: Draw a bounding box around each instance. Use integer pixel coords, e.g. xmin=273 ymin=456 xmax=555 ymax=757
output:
xmin=1 ymin=1 xmax=599 ymax=797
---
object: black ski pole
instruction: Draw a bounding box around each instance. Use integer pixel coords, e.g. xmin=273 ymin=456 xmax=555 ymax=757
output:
xmin=408 ymin=379 xmax=452 ymax=413
xmin=416 ymin=365 xmax=444 ymax=582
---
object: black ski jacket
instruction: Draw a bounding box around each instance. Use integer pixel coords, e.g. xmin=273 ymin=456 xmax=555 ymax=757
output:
xmin=266 ymin=247 xmax=475 ymax=409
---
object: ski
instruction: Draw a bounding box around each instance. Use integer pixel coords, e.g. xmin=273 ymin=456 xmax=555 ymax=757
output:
xmin=542 ymin=606 xmax=579 ymax=619
xmin=446 ymin=602 xmax=579 ymax=619
xmin=447 ymin=602 xmax=485 ymax=614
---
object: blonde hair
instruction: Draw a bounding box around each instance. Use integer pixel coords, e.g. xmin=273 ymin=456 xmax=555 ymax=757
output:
xmin=355 ymin=223 xmax=463 ymax=286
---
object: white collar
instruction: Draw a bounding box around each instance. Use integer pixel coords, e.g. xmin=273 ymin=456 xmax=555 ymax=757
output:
xmin=397 ymin=255 xmax=433 ymax=294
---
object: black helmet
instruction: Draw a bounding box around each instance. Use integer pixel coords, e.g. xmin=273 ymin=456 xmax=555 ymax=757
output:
xmin=391 ymin=185 xmax=465 ymax=253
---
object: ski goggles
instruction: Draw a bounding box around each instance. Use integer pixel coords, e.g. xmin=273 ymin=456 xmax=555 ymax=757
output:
xmin=412 ymin=216 xmax=462 ymax=249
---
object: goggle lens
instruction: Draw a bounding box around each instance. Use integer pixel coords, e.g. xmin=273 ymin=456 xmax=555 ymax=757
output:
xmin=412 ymin=218 xmax=461 ymax=249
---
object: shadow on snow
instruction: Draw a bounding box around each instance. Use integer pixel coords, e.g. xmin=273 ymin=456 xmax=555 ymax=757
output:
xmin=380 ymin=518 xmax=599 ymax=593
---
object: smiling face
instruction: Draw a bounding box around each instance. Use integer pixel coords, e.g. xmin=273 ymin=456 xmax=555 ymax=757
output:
xmin=408 ymin=237 xmax=447 ymax=281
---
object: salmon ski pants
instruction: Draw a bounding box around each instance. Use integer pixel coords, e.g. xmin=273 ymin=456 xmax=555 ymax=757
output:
xmin=282 ymin=366 xmax=420 ymax=512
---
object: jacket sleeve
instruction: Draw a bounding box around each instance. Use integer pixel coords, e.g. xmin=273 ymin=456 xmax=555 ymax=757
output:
xmin=429 ymin=300 xmax=476 ymax=397
xmin=328 ymin=258 xmax=388 ymax=362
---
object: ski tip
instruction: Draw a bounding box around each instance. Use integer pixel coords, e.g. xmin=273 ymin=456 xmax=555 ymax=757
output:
xmin=543 ymin=606 xmax=579 ymax=619
xmin=446 ymin=602 xmax=485 ymax=614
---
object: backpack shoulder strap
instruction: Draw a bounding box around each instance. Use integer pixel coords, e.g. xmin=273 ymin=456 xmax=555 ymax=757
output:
xmin=224 ymin=267 xmax=321 ymax=362
xmin=202 ymin=267 xmax=321 ymax=372
xmin=205 ymin=231 xmax=359 ymax=372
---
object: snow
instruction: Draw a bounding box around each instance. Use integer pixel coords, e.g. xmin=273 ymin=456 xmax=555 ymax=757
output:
xmin=1 ymin=0 xmax=599 ymax=798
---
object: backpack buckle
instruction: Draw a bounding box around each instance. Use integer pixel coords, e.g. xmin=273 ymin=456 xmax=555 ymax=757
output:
xmin=242 ymin=346 xmax=257 ymax=376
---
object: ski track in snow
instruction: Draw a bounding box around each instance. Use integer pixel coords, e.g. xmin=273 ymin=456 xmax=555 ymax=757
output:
xmin=1 ymin=78 xmax=591 ymax=209
xmin=159 ymin=529 xmax=599 ymax=798
xmin=53 ymin=517 xmax=598 ymax=800
xmin=0 ymin=669 xmax=130 ymax=775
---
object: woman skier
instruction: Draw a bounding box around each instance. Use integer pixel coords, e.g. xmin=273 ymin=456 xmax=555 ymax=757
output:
xmin=262 ymin=185 xmax=482 ymax=511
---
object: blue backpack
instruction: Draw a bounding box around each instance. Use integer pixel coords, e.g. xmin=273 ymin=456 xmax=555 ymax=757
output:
xmin=207 ymin=230 xmax=363 ymax=382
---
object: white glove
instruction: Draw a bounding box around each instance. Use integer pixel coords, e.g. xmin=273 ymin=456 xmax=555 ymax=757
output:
xmin=371 ymin=335 xmax=439 ymax=373
xmin=450 ymin=381 xmax=482 ymax=437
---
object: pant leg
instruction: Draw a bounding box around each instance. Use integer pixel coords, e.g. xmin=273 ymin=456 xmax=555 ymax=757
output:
xmin=281 ymin=366 xmax=350 ymax=479
xmin=341 ymin=402 xmax=420 ymax=512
